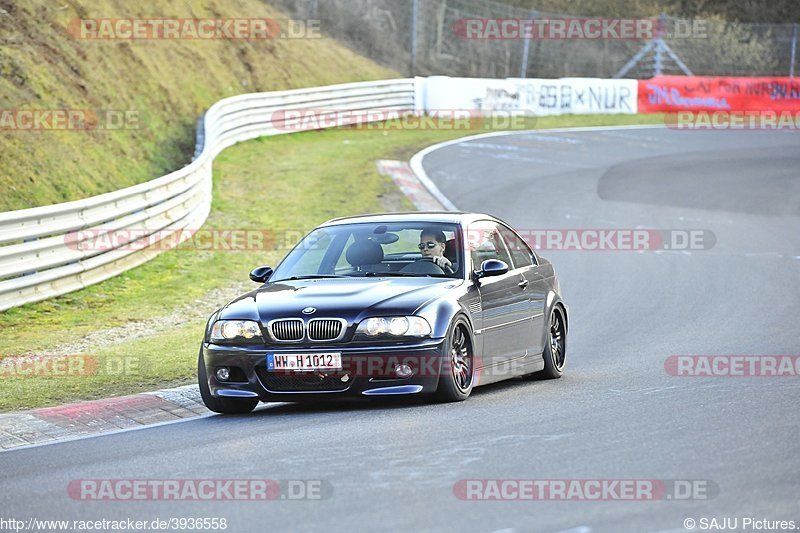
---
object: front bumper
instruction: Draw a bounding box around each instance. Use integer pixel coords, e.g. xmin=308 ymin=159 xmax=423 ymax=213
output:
xmin=202 ymin=339 xmax=446 ymax=402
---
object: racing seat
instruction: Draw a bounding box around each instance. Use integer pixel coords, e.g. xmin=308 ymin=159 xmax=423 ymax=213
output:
xmin=444 ymin=238 xmax=459 ymax=272
xmin=345 ymin=239 xmax=385 ymax=272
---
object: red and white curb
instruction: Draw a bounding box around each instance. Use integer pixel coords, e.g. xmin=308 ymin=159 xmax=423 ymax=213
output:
xmin=376 ymin=160 xmax=447 ymax=211
xmin=0 ymin=385 xmax=205 ymax=450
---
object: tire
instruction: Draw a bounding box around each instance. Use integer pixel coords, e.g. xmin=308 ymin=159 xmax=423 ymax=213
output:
xmin=435 ymin=319 xmax=475 ymax=402
xmin=197 ymin=348 xmax=259 ymax=414
xmin=533 ymin=306 xmax=566 ymax=380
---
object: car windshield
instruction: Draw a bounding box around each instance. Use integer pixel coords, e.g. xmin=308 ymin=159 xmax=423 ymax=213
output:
xmin=270 ymin=221 xmax=463 ymax=281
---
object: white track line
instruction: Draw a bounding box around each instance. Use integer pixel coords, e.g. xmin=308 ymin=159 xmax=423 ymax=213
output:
xmin=408 ymin=125 xmax=666 ymax=212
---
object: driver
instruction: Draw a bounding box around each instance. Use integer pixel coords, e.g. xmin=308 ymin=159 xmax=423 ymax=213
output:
xmin=418 ymin=229 xmax=453 ymax=272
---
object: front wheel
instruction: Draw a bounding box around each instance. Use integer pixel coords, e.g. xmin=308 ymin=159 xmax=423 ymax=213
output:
xmin=533 ymin=306 xmax=566 ymax=380
xmin=198 ymin=348 xmax=259 ymax=414
xmin=435 ymin=320 xmax=475 ymax=402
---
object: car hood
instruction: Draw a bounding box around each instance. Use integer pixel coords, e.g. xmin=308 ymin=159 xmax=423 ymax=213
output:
xmin=220 ymin=277 xmax=464 ymax=323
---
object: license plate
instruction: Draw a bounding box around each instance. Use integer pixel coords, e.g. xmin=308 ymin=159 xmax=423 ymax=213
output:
xmin=267 ymin=352 xmax=342 ymax=371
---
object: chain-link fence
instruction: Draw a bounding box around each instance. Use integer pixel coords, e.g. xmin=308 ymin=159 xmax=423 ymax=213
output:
xmin=268 ymin=0 xmax=799 ymax=78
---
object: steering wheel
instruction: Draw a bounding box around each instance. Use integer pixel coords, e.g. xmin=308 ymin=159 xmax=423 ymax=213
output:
xmin=400 ymin=258 xmax=445 ymax=275
xmin=419 ymin=257 xmax=454 ymax=274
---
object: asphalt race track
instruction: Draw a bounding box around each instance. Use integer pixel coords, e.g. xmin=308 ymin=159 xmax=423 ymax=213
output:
xmin=2 ymin=126 xmax=799 ymax=532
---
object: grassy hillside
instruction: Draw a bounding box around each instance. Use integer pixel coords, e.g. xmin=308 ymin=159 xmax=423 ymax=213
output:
xmin=0 ymin=0 xmax=395 ymax=211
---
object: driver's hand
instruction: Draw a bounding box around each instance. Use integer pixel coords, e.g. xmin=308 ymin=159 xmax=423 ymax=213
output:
xmin=431 ymin=255 xmax=452 ymax=270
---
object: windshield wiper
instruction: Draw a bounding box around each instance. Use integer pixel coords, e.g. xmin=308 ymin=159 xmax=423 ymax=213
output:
xmin=275 ymin=275 xmax=347 ymax=281
xmin=364 ymin=272 xmax=434 ymax=277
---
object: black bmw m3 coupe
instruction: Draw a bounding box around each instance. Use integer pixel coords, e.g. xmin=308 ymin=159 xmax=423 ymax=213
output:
xmin=199 ymin=212 xmax=568 ymax=413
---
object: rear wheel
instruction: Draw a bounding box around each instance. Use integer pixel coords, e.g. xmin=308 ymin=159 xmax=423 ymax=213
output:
xmin=198 ymin=348 xmax=259 ymax=414
xmin=435 ymin=320 xmax=474 ymax=402
xmin=534 ymin=306 xmax=566 ymax=380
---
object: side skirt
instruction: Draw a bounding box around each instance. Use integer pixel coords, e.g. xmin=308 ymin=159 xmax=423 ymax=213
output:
xmin=474 ymin=352 xmax=544 ymax=386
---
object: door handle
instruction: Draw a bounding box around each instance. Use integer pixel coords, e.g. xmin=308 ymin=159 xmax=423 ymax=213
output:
xmin=518 ymin=279 xmax=529 ymax=289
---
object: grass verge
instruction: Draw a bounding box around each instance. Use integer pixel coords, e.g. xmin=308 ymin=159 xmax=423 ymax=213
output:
xmin=0 ymin=113 xmax=664 ymax=411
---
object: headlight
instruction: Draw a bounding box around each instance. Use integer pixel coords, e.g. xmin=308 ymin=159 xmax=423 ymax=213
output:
xmin=356 ymin=316 xmax=431 ymax=337
xmin=210 ymin=320 xmax=262 ymax=341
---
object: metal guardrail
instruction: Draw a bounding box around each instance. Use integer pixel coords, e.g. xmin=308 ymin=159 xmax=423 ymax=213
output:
xmin=0 ymin=79 xmax=416 ymax=311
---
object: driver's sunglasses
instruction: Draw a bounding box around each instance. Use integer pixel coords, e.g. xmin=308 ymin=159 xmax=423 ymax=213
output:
xmin=418 ymin=241 xmax=439 ymax=250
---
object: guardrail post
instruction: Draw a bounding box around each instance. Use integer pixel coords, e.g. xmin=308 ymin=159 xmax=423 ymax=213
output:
xmin=791 ymin=23 xmax=797 ymax=78
xmin=410 ymin=0 xmax=419 ymax=76
xmin=519 ymin=11 xmax=536 ymax=78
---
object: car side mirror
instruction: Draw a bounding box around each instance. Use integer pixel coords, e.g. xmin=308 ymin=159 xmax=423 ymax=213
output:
xmin=474 ymin=259 xmax=508 ymax=279
xmin=249 ymin=266 xmax=273 ymax=283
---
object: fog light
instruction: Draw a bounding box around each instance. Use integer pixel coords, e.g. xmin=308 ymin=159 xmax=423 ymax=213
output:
xmin=216 ymin=367 xmax=230 ymax=381
xmin=395 ymin=364 xmax=413 ymax=378
xmin=341 ymin=374 xmax=350 ymax=383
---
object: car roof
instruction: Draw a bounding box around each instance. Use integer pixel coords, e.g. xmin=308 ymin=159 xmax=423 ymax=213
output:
xmin=320 ymin=211 xmax=499 ymax=227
